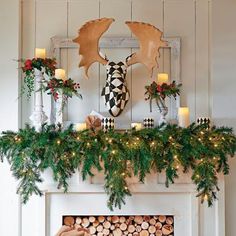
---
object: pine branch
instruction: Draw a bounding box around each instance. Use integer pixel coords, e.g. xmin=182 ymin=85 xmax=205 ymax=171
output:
xmin=0 ymin=123 xmax=235 ymax=210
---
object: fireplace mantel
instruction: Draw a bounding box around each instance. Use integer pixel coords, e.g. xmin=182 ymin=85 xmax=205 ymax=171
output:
xmin=20 ymin=170 xmax=225 ymax=236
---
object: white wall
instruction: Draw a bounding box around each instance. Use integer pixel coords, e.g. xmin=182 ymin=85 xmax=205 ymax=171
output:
xmin=1 ymin=0 xmax=236 ymax=235
xmin=0 ymin=0 xmax=21 ymax=235
xmin=21 ymin=0 xmax=210 ymax=126
xmin=211 ymin=0 xmax=236 ymax=235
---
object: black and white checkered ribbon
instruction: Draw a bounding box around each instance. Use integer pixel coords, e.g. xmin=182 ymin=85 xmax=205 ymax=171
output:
xmin=197 ymin=117 xmax=211 ymax=128
xmin=143 ymin=118 xmax=154 ymax=128
xmin=102 ymin=117 xmax=115 ymax=131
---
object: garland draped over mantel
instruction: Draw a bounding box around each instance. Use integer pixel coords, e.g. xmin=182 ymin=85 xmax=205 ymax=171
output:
xmin=0 ymin=124 xmax=236 ymax=210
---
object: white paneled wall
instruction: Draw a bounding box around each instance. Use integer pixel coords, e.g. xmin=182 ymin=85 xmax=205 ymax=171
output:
xmin=21 ymin=0 xmax=211 ymax=127
xmin=0 ymin=1 xmax=21 ymax=236
xmin=212 ymin=1 xmax=236 ymax=235
xmin=0 ymin=0 xmax=230 ymax=235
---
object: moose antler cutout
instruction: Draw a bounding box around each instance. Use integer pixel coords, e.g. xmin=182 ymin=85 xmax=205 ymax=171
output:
xmin=73 ymin=18 xmax=167 ymax=117
xmin=125 ymin=21 xmax=167 ymax=76
xmin=73 ymin=18 xmax=114 ymax=77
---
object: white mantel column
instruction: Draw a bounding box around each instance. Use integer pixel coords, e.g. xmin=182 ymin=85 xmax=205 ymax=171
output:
xmin=30 ymin=68 xmax=48 ymax=131
xmin=0 ymin=0 xmax=21 ymax=236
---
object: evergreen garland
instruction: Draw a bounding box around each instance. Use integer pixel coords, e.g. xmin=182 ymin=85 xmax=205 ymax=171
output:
xmin=0 ymin=123 xmax=236 ymax=210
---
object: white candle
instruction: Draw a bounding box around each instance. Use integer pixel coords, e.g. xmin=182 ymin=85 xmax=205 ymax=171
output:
xmin=55 ymin=69 xmax=66 ymax=81
xmin=178 ymin=107 xmax=190 ymax=128
xmin=157 ymin=73 xmax=169 ymax=85
xmin=74 ymin=123 xmax=87 ymax=131
xmin=35 ymin=48 xmax=46 ymax=59
xmin=131 ymin=123 xmax=142 ymax=131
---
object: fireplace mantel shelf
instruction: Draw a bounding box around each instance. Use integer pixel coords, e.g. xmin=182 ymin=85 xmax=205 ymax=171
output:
xmin=40 ymin=171 xmax=197 ymax=194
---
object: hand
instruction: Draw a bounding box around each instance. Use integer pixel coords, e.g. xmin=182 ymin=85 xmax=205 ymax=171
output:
xmin=55 ymin=225 xmax=72 ymax=236
xmin=77 ymin=228 xmax=90 ymax=234
xmin=61 ymin=229 xmax=86 ymax=236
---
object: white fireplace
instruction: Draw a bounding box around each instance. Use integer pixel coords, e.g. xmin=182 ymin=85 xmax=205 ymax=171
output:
xmin=20 ymin=170 xmax=225 ymax=236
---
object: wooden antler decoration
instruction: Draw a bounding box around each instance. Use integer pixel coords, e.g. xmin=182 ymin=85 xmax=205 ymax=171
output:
xmin=73 ymin=18 xmax=114 ymax=77
xmin=125 ymin=21 xmax=167 ymax=76
xmin=73 ymin=19 xmax=167 ymax=117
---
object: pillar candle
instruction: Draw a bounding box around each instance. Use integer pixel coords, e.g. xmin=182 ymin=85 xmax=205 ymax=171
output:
xmin=131 ymin=123 xmax=142 ymax=131
xmin=55 ymin=69 xmax=66 ymax=81
xmin=35 ymin=48 xmax=46 ymax=59
xmin=157 ymin=73 xmax=169 ymax=85
xmin=178 ymin=107 xmax=190 ymax=128
xmin=74 ymin=123 xmax=87 ymax=131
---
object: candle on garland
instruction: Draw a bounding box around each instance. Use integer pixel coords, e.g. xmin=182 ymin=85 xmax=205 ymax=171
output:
xmin=74 ymin=123 xmax=87 ymax=131
xmin=131 ymin=123 xmax=142 ymax=131
xmin=35 ymin=48 xmax=46 ymax=59
xmin=157 ymin=73 xmax=169 ymax=85
xmin=55 ymin=69 xmax=66 ymax=81
xmin=178 ymin=107 xmax=190 ymax=128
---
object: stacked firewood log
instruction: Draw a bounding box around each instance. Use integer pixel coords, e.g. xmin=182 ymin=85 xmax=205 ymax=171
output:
xmin=63 ymin=215 xmax=174 ymax=235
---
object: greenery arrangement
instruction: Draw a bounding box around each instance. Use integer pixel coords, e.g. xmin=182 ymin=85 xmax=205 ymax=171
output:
xmin=20 ymin=58 xmax=57 ymax=98
xmin=0 ymin=123 xmax=235 ymax=210
xmin=43 ymin=78 xmax=82 ymax=109
xmin=145 ymin=81 xmax=181 ymax=112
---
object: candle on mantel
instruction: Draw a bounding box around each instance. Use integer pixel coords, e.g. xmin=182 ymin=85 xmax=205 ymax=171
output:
xmin=35 ymin=48 xmax=46 ymax=59
xmin=131 ymin=123 xmax=142 ymax=131
xmin=178 ymin=107 xmax=190 ymax=128
xmin=157 ymin=73 xmax=169 ymax=85
xmin=55 ymin=69 xmax=66 ymax=81
xmin=74 ymin=123 xmax=87 ymax=131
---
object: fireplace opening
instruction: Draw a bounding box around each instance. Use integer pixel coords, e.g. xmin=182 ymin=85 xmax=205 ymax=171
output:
xmin=62 ymin=215 xmax=174 ymax=235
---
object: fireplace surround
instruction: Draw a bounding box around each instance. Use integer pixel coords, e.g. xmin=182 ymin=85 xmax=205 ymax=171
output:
xmin=20 ymin=170 xmax=225 ymax=236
